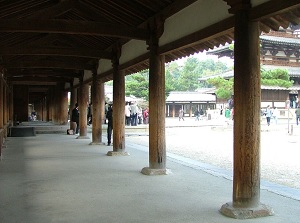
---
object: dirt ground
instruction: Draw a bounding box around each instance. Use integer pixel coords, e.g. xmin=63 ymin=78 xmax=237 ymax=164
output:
xmin=125 ymin=124 xmax=300 ymax=190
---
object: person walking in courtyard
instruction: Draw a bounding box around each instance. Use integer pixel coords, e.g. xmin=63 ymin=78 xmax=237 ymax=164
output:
xmin=106 ymin=104 xmax=113 ymax=146
xmin=194 ymin=109 xmax=200 ymax=121
xmin=179 ymin=108 xmax=184 ymax=121
xmin=272 ymin=107 xmax=279 ymax=125
xmin=295 ymin=106 xmax=300 ymax=125
xmin=265 ymin=105 xmax=272 ymax=126
xmin=71 ymin=103 xmax=79 ymax=134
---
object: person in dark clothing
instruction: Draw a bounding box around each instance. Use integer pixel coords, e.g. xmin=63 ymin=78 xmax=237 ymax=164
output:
xmin=106 ymin=104 xmax=113 ymax=146
xmin=71 ymin=103 xmax=79 ymax=134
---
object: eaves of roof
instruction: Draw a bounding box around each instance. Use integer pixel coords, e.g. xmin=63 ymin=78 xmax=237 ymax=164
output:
xmin=260 ymin=35 xmax=300 ymax=46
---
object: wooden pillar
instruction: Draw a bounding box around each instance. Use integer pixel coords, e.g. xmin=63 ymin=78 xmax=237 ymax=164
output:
xmin=90 ymin=70 xmax=104 ymax=145
xmin=172 ymin=103 xmax=175 ymax=117
xmin=107 ymin=46 xmax=128 ymax=156
xmin=0 ymin=78 xmax=3 ymax=129
xmin=99 ymin=82 xmax=105 ymax=125
xmin=77 ymin=75 xmax=89 ymax=139
xmin=9 ymin=85 xmax=13 ymax=124
xmin=70 ymin=82 xmax=77 ymax=131
xmin=0 ymin=78 xmax=3 ymax=156
xmin=220 ymin=5 xmax=273 ymax=219
xmin=48 ymin=87 xmax=54 ymax=122
xmin=58 ymin=86 xmax=68 ymax=125
xmin=142 ymin=21 xmax=169 ymax=174
xmin=3 ymin=84 xmax=7 ymax=126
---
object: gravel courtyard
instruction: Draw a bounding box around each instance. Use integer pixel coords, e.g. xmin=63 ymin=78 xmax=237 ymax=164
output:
xmin=125 ymin=122 xmax=300 ymax=190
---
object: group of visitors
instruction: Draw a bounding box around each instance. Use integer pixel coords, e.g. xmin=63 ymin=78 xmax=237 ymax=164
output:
xmin=125 ymin=102 xmax=148 ymax=126
xmin=70 ymin=101 xmax=149 ymax=146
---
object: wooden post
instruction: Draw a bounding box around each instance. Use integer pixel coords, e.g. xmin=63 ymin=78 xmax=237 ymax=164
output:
xmin=90 ymin=70 xmax=104 ymax=145
xmin=0 ymin=78 xmax=3 ymax=129
xmin=107 ymin=45 xmax=128 ymax=156
xmin=142 ymin=21 xmax=169 ymax=174
xmin=59 ymin=88 xmax=68 ymax=125
xmin=9 ymin=85 xmax=13 ymax=124
xmin=3 ymin=85 xmax=8 ymax=128
xmin=172 ymin=103 xmax=175 ymax=118
xmin=99 ymin=82 xmax=105 ymax=125
xmin=220 ymin=6 xmax=273 ymax=219
xmin=70 ymin=81 xmax=77 ymax=131
xmin=77 ymin=75 xmax=89 ymax=139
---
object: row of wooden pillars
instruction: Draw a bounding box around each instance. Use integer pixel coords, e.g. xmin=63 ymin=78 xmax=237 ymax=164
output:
xmin=0 ymin=76 xmax=13 ymax=157
xmin=0 ymin=4 xmax=274 ymax=219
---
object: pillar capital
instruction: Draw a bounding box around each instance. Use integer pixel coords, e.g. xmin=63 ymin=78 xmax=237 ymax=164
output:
xmin=147 ymin=16 xmax=165 ymax=50
xmin=79 ymin=71 xmax=84 ymax=84
xmin=225 ymin=0 xmax=251 ymax=14
xmin=111 ymin=42 xmax=122 ymax=67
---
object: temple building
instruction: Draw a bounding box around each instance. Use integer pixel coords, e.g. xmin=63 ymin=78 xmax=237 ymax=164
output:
xmin=205 ymin=27 xmax=300 ymax=108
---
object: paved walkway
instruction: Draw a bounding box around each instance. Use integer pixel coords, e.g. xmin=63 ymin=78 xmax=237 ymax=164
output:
xmin=1 ymin=120 xmax=300 ymax=222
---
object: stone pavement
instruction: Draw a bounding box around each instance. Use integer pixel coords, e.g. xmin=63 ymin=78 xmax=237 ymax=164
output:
xmin=1 ymin=123 xmax=300 ymax=223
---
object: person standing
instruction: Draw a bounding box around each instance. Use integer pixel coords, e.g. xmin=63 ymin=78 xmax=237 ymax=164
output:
xmin=265 ymin=105 xmax=272 ymax=126
xmin=295 ymin=106 xmax=300 ymax=125
xmin=87 ymin=103 xmax=92 ymax=125
xmin=125 ymin=102 xmax=131 ymax=126
xmin=71 ymin=103 xmax=79 ymax=134
xmin=179 ymin=108 xmax=184 ymax=121
xmin=272 ymin=107 xmax=279 ymax=125
xmin=130 ymin=102 xmax=138 ymax=126
xmin=143 ymin=108 xmax=149 ymax=124
xmin=106 ymin=104 xmax=113 ymax=146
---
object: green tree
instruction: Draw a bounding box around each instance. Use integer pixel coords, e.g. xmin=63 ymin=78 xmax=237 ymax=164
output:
xmin=207 ymin=68 xmax=293 ymax=99
xmin=261 ymin=68 xmax=293 ymax=88
xmin=207 ymin=77 xmax=233 ymax=99
xmin=125 ymin=71 xmax=149 ymax=100
xmin=177 ymin=57 xmax=200 ymax=91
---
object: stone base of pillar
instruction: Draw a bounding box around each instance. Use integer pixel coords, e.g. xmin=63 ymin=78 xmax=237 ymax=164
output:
xmin=106 ymin=151 xmax=130 ymax=156
xmin=76 ymin=136 xmax=90 ymax=139
xmin=141 ymin=167 xmax=172 ymax=175
xmin=89 ymin=142 xmax=105 ymax=145
xmin=219 ymin=202 xmax=274 ymax=219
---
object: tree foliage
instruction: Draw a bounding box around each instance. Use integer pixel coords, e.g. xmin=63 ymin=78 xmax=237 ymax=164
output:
xmin=261 ymin=68 xmax=293 ymax=88
xmin=125 ymin=71 xmax=149 ymax=100
xmin=124 ymin=57 xmax=230 ymax=101
xmin=206 ymin=77 xmax=233 ymax=99
xmin=207 ymin=68 xmax=293 ymax=99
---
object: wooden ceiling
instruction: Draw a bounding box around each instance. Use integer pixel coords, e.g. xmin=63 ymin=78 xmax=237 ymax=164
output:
xmin=0 ymin=0 xmax=300 ymax=103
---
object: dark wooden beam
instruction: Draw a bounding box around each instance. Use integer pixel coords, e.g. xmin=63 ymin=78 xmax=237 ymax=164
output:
xmin=8 ymin=76 xmax=72 ymax=82
xmin=0 ymin=19 xmax=149 ymax=40
xmin=10 ymin=81 xmax=57 ymax=85
xmin=6 ymin=69 xmax=80 ymax=78
xmin=5 ymin=60 xmax=94 ymax=70
xmin=29 ymin=87 xmax=50 ymax=92
xmin=0 ymin=47 xmax=112 ymax=59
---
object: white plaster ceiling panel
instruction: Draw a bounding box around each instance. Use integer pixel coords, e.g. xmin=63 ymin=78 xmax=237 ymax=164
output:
xmin=119 ymin=40 xmax=147 ymax=65
xmin=160 ymin=0 xmax=231 ymax=45
xmin=98 ymin=59 xmax=112 ymax=75
xmin=84 ymin=70 xmax=93 ymax=81
xmin=251 ymin=0 xmax=270 ymax=7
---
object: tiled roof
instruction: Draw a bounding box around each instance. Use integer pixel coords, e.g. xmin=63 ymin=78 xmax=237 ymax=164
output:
xmin=260 ymin=35 xmax=300 ymax=45
xmin=261 ymin=85 xmax=300 ymax=90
